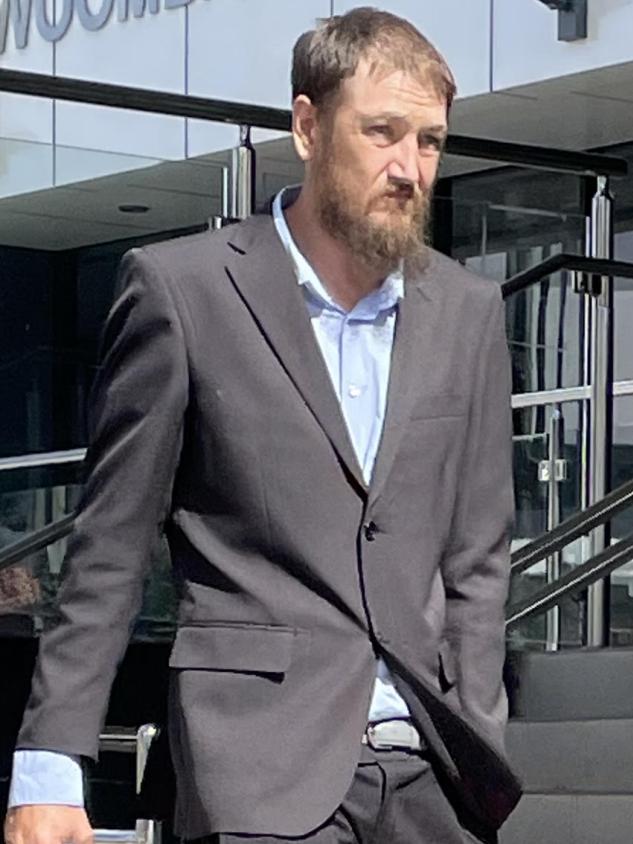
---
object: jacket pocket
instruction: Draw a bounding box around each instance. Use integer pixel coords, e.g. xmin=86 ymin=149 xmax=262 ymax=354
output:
xmin=409 ymin=393 xmax=467 ymax=421
xmin=438 ymin=638 xmax=457 ymax=692
xmin=168 ymin=622 xmax=307 ymax=674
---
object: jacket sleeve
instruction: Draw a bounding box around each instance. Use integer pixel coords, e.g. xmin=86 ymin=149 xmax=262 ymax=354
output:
xmin=17 ymin=247 xmax=188 ymax=761
xmin=440 ymin=289 xmax=514 ymax=754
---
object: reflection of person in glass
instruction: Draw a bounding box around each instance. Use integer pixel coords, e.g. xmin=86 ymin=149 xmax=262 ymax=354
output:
xmin=0 ymin=512 xmax=41 ymax=625
xmin=5 ymin=8 xmax=521 ymax=844
xmin=0 ymin=566 xmax=40 ymax=614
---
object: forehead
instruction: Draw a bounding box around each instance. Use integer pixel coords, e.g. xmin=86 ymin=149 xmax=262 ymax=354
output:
xmin=338 ymin=59 xmax=447 ymax=124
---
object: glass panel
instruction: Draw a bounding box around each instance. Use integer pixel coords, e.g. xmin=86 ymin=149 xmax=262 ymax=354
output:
xmin=508 ymin=400 xmax=586 ymax=652
xmin=614 ymin=277 xmax=633 ymax=383
xmin=0 ymin=138 xmax=54 ymax=200
xmin=613 ymin=226 xmax=633 ymax=381
xmin=0 ymin=461 xmax=176 ymax=640
xmin=434 ymin=195 xmax=587 ymax=395
xmin=505 ymin=269 xmax=585 ymax=395
xmin=0 ymin=462 xmax=83 ymax=636
xmin=610 ymin=396 xmax=633 ymax=646
xmin=0 ymin=100 xmax=297 ymax=640
xmin=0 ymin=108 xmax=298 ymax=460
xmin=448 ymin=166 xmax=585 ymax=221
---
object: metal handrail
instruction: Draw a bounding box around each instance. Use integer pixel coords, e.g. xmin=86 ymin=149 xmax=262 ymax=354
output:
xmin=0 ymin=69 xmax=628 ymax=178
xmin=506 ymin=532 xmax=633 ymax=626
xmin=93 ymin=725 xmax=161 ymax=844
xmin=0 ymin=448 xmax=86 ymax=471
xmin=511 ymin=475 xmax=633 ymax=576
xmin=501 ymin=253 xmax=633 ymax=299
xmin=0 ymin=513 xmax=75 ymax=573
xmin=3 ymin=469 xmax=633 ymax=577
xmin=3 ymin=471 xmax=633 ymax=633
xmin=99 ymin=724 xmax=159 ymax=793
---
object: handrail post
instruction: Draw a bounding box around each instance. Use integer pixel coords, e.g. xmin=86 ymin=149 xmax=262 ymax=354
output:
xmin=545 ymin=407 xmax=563 ymax=650
xmin=230 ymin=125 xmax=255 ymax=220
xmin=221 ymin=163 xmax=230 ymax=220
xmin=208 ymin=165 xmax=230 ymax=231
xmin=586 ymin=175 xmax=614 ymax=647
xmin=136 ymin=724 xmax=158 ymax=794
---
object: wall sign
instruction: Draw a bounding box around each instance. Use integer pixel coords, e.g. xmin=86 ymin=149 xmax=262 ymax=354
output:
xmin=0 ymin=0 xmax=196 ymax=54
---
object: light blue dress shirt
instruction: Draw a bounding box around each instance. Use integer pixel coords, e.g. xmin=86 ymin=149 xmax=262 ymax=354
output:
xmin=9 ymin=749 xmax=83 ymax=808
xmin=272 ymin=189 xmax=411 ymax=724
xmin=8 ymin=189 xmax=410 ymax=808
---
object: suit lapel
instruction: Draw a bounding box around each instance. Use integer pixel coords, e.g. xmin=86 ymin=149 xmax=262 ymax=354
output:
xmin=368 ymin=271 xmax=436 ymax=510
xmin=224 ymin=214 xmax=367 ymax=495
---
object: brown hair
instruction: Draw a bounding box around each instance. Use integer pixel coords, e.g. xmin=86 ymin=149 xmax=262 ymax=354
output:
xmin=292 ymin=7 xmax=457 ymax=114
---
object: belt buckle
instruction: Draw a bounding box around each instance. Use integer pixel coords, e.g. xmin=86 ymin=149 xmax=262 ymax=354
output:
xmin=365 ymin=720 xmax=417 ymax=751
xmin=365 ymin=724 xmax=391 ymax=750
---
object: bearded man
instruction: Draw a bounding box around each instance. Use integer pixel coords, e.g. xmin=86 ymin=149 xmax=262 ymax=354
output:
xmin=5 ymin=7 xmax=521 ymax=844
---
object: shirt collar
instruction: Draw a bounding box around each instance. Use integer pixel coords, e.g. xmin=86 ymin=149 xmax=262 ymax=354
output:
xmin=272 ymin=187 xmax=404 ymax=317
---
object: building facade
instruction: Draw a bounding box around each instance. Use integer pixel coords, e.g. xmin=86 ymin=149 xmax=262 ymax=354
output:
xmin=2 ymin=1 xmax=633 ymax=828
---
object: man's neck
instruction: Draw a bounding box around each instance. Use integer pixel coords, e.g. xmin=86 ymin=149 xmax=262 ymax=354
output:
xmin=283 ymin=189 xmax=390 ymax=312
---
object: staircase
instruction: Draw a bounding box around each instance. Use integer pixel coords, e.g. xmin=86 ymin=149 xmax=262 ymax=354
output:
xmin=501 ymin=647 xmax=633 ymax=843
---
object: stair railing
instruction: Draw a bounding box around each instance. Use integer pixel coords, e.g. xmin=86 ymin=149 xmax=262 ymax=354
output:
xmin=506 ymin=475 xmax=633 ymax=626
xmin=501 ymin=249 xmax=633 ymax=645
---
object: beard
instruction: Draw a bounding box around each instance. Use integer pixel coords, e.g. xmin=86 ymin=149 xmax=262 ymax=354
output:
xmin=313 ymin=149 xmax=432 ymax=273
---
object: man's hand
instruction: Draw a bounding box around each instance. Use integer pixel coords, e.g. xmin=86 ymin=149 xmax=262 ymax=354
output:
xmin=4 ymin=806 xmax=93 ymax=844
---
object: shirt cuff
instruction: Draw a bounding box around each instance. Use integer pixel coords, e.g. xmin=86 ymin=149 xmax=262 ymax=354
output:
xmin=8 ymin=750 xmax=84 ymax=808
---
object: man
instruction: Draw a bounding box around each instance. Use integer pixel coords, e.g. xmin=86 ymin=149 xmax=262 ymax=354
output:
xmin=5 ymin=7 xmax=521 ymax=844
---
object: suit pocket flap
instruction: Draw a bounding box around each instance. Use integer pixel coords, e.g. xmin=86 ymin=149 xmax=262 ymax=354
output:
xmin=168 ymin=623 xmax=303 ymax=673
xmin=410 ymin=393 xmax=466 ymax=421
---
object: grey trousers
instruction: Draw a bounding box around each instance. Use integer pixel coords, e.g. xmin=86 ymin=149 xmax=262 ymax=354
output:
xmin=207 ymin=746 xmax=487 ymax=844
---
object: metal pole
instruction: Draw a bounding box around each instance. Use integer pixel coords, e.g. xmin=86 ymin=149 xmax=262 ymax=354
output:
xmin=586 ymin=176 xmax=614 ymax=647
xmin=545 ymin=407 xmax=562 ymax=650
xmin=579 ymin=214 xmax=592 ymax=646
xmin=208 ymin=165 xmax=231 ymax=230
xmin=230 ymin=125 xmax=255 ymax=220
xmin=580 ymin=214 xmax=592 ymax=518
xmin=221 ymin=164 xmax=230 ymax=219
xmin=135 ymin=724 xmax=158 ymax=794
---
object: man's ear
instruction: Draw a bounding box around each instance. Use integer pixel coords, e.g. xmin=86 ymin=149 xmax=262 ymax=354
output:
xmin=292 ymin=95 xmax=319 ymax=163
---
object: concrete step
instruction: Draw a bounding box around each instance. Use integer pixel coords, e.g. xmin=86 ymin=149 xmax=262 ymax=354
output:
xmin=509 ymin=646 xmax=633 ymax=720
xmin=499 ymin=794 xmax=633 ymax=844
xmin=507 ymin=718 xmax=633 ymax=794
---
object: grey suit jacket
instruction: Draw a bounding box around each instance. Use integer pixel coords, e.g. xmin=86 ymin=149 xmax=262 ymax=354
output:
xmin=17 ymin=210 xmax=521 ymax=838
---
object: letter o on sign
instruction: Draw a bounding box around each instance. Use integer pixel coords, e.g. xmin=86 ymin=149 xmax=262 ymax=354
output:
xmin=75 ymin=0 xmax=115 ymax=31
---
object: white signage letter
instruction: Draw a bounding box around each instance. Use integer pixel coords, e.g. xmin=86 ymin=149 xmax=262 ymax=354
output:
xmin=35 ymin=0 xmax=72 ymax=41
xmin=116 ymin=0 xmax=158 ymax=22
xmin=76 ymin=0 xmax=113 ymax=31
xmin=0 ymin=0 xmax=32 ymax=54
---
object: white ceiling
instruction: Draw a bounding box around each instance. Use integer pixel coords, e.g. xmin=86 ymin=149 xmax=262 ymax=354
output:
xmin=450 ymin=60 xmax=633 ymax=152
xmin=1 ymin=59 xmax=633 ymax=252
xmin=0 ymin=149 xmax=305 ymax=251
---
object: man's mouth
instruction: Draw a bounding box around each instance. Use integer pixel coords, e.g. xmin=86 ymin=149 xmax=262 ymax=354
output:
xmin=373 ymin=192 xmax=415 ymax=213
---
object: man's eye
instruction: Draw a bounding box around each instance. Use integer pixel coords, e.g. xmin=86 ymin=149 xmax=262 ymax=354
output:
xmin=368 ymin=125 xmax=392 ymax=138
xmin=419 ymin=134 xmax=443 ymax=151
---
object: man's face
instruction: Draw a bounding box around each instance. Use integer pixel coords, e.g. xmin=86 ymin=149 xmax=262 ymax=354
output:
xmin=311 ymin=59 xmax=447 ymax=268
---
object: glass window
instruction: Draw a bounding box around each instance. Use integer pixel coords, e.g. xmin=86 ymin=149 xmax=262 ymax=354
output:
xmin=0 ymin=99 xmax=300 ymax=640
xmin=610 ymin=396 xmax=633 ymax=646
xmin=509 ymin=400 xmax=586 ymax=651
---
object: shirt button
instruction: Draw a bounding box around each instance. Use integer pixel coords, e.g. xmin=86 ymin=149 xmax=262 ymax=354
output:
xmin=348 ymin=384 xmax=362 ymax=398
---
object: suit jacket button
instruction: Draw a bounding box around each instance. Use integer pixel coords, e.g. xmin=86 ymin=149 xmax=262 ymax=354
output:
xmin=364 ymin=521 xmax=378 ymax=541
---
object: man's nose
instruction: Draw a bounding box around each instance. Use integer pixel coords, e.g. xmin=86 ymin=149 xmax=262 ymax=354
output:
xmin=387 ymin=137 xmax=420 ymax=185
